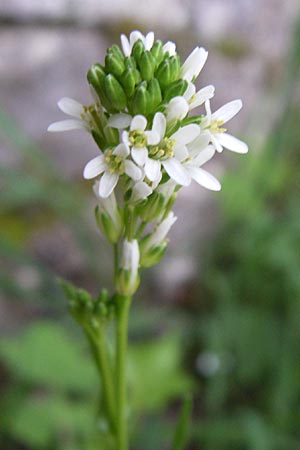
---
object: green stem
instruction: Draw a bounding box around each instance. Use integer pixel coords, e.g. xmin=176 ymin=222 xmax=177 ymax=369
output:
xmin=87 ymin=330 xmax=116 ymax=434
xmin=115 ymin=294 xmax=131 ymax=450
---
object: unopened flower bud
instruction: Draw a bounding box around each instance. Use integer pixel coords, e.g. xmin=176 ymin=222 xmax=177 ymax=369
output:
xmin=140 ymin=211 xmax=177 ymax=266
xmin=155 ymin=59 xmax=171 ymax=90
xmin=105 ymin=51 xmax=125 ymax=78
xmin=93 ymin=186 xmax=123 ymax=243
xmin=131 ymin=39 xmax=144 ymax=62
xmin=150 ymin=40 xmax=163 ymax=66
xmin=120 ymin=67 xmax=137 ymax=97
xmin=116 ymin=239 xmax=140 ymax=296
xmin=169 ymin=55 xmax=180 ymax=82
xmin=147 ymin=78 xmax=162 ymax=113
xmin=131 ymin=81 xmax=150 ymax=115
xmin=167 ymin=96 xmax=189 ymax=122
xmin=139 ymin=51 xmax=156 ymax=81
xmin=104 ymin=74 xmax=127 ymax=111
xmin=163 ymin=79 xmax=188 ymax=103
xmin=87 ymin=64 xmax=112 ymax=111
xmin=137 ymin=191 xmax=165 ymax=222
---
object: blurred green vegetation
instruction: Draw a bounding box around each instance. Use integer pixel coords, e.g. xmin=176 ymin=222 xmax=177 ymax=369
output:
xmin=1 ymin=16 xmax=300 ymax=450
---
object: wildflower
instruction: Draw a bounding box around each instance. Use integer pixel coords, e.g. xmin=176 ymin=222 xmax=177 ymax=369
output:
xmin=122 ymin=114 xmax=160 ymax=166
xmin=83 ymin=143 xmax=142 ymax=198
xmin=141 ymin=112 xmax=200 ymax=186
xmin=180 ymin=47 xmax=208 ymax=82
xmin=120 ymin=30 xmax=155 ymax=57
xmin=202 ymin=99 xmax=248 ymax=154
xmin=183 ymin=83 xmax=215 ymax=111
xmin=47 ymin=97 xmax=91 ymax=132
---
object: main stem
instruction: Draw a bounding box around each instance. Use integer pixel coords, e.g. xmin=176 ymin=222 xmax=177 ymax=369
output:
xmin=115 ymin=294 xmax=131 ymax=450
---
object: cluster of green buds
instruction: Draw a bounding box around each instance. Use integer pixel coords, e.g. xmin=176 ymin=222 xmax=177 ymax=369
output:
xmin=87 ymin=37 xmax=186 ymax=119
xmin=60 ymin=279 xmax=115 ymax=334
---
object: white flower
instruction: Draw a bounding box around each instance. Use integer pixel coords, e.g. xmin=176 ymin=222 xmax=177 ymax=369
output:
xmin=166 ymin=84 xmax=215 ymax=122
xmin=83 ymin=143 xmax=142 ymax=198
xmin=131 ymin=169 xmax=162 ymax=202
xmin=122 ymin=114 xmax=160 ymax=166
xmin=183 ymin=83 xmax=215 ymax=111
xmin=120 ymin=30 xmax=154 ymax=57
xmin=92 ymin=185 xmax=123 ymax=242
xmin=180 ymin=47 xmax=208 ymax=82
xmin=140 ymin=113 xmax=200 ymax=186
xmin=48 ymin=97 xmax=90 ymax=132
xmin=142 ymin=211 xmax=177 ymax=253
xmin=183 ymin=143 xmax=221 ymax=191
xmin=202 ymin=99 xmax=248 ymax=154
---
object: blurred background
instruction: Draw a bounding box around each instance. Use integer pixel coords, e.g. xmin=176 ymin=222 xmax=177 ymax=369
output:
xmin=1 ymin=1 xmax=300 ymax=449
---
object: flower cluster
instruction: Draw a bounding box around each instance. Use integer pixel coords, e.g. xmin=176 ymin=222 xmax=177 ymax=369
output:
xmin=48 ymin=30 xmax=248 ymax=295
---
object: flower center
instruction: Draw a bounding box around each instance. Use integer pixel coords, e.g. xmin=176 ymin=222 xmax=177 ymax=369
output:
xmin=104 ymin=148 xmax=125 ymax=174
xmin=209 ymin=119 xmax=227 ymax=133
xmin=128 ymin=130 xmax=147 ymax=148
xmin=149 ymin=138 xmax=175 ymax=160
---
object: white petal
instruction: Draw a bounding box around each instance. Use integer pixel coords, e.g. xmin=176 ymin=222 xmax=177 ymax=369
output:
xmin=171 ymin=124 xmax=200 ymax=145
xmin=152 ymin=112 xmax=166 ymax=140
xmin=131 ymin=181 xmax=152 ymax=201
xmin=204 ymin=100 xmax=212 ymax=123
xmin=83 ymin=155 xmax=106 ymax=179
xmin=113 ymin=143 xmax=129 ymax=157
xmin=131 ymin=115 xmax=147 ymax=131
xmin=124 ymin=160 xmax=142 ymax=181
xmin=163 ymin=41 xmax=176 ymax=56
xmin=174 ymin=145 xmax=188 ymax=161
xmin=132 ymin=146 xmax=148 ymax=165
xmin=188 ymin=166 xmax=221 ymax=191
xmin=107 ymin=113 xmax=132 ymax=129
xmin=47 ymin=119 xmax=86 ymax=132
xmin=189 ymin=85 xmax=215 ymax=110
xmin=130 ymin=30 xmax=144 ymax=47
xmin=181 ymin=47 xmax=208 ymax=81
xmin=183 ymin=82 xmax=196 ymax=101
xmin=217 ymin=132 xmax=248 ymax=154
xmin=145 ymin=31 xmax=154 ymax=50
xmin=188 ymin=131 xmax=211 ymax=156
xmin=162 ymin=158 xmax=191 ymax=186
xmin=146 ymin=212 xmax=177 ymax=249
xmin=167 ymin=96 xmax=189 ymax=122
xmin=99 ymin=171 xmax=119 ymax=198
xmin=144 ymin=158 xmax=161 ymax=182
xmin=145 ymin=130 xmax=160 ymax=145
xmin=122 ymin=130 xmax=130 ymax=145
xmin=58 ymin=97 xmax=83 ymax=118
xmin=120 ymin=34 xmax=131 ymax=57
xmin=212 ymin=99 xmax=242 ymax=124
xmin=193 ymin=145 xmax=216 ymax=166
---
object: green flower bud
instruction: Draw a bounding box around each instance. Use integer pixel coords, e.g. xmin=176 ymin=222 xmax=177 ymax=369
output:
xmin=124 ymin=56 xmax=137 ymax=69
xmin=147 ymin=78 xmax=162 ymax=113
xmin=95 ymin=205 xmax=122 ymax=244
xmin=105 ymin=51 xmax=125 ymax=78
xmin=140 ymin=242 xmax=167 ymax=267
xmin=77 ymin=288 xmax=91 ymax=305
xmin=131 ymin=39 xmax=144 ymax=62
xmin=150 ymin=40 xmax=163 ymax=66
xmin=59 ymin=279 xmax=77 ymax=301
xmin=103 ymin=125 xmax=119 ymax=146
xmin=169 ymin=55 xmax=181 ymax=82
xmin=110 ymin=44 xmax=124 ymax=61
xmin=137 ymin=191 xmax=165 ymax=222
xmin=163 ymin=79 xmax=188 ymax=102
xmin=104 ymin=74 xmax=127 ymax=111
xmin=155 ymin=59 xmax=171 ymax=90
xmin=139 ymin=51 xmax=156 ymax=81
xmin=87 ymin=64 xmax=113 ymax=111
xmin=91 ymin=129 xmax=107 ymax=151
xmin=120 ymin=67 xmax=137 ymax=97
xmin=131 ymin=81 xmax=150 ymax=116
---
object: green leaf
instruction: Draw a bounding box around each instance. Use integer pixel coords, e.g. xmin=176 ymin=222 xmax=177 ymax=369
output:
xmin=0 ymin=321 xmax=97 ymax=392
xmin=172 ymin=394 xmax=192 ymax=450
